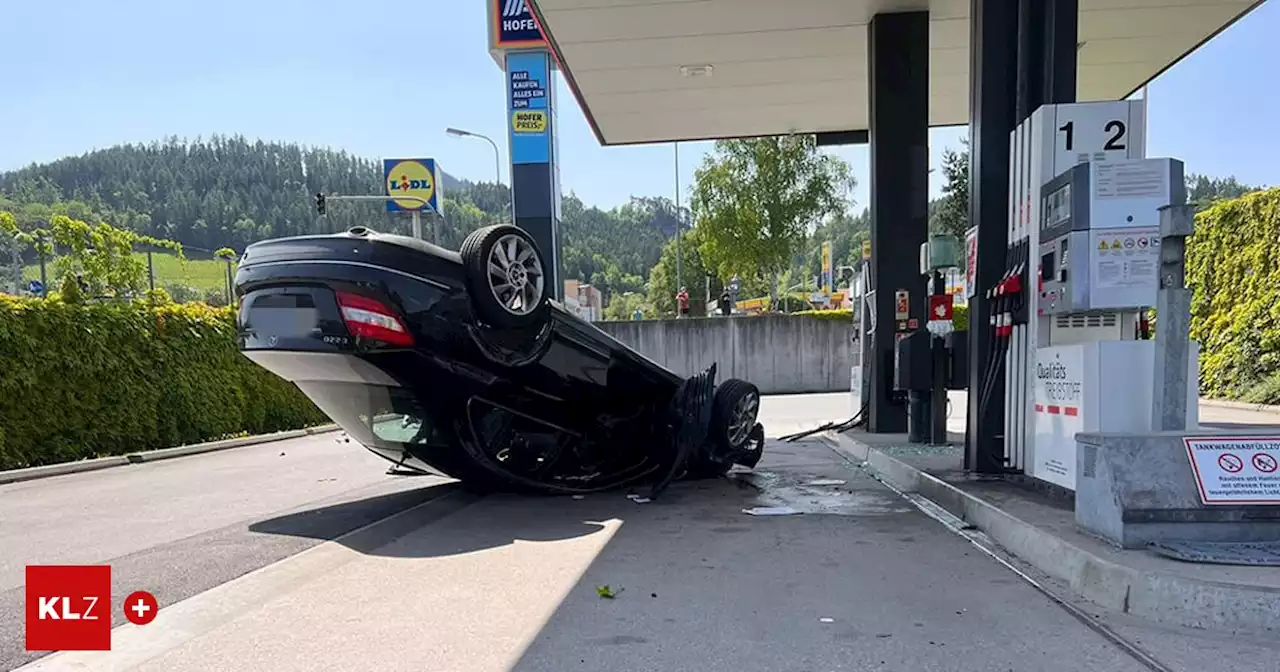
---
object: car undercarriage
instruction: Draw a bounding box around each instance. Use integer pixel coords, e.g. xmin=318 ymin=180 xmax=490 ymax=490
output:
xmin=235 ymin=224 xmax=765 ymax=498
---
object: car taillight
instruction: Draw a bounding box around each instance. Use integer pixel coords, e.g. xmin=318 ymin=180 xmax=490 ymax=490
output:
xmin=335 ymin=291 xmax=414 ymax=347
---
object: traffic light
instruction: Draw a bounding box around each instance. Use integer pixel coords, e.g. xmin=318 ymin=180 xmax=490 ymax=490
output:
xmin=315 ymin=192 xmax=326 ymax=215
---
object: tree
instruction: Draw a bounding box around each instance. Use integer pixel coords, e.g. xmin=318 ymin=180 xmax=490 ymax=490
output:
xmin=0 ymin=137 xmax=671 ymax=308
xmin=931 ymin=138 xmax=969 ymax=240
xmin=1186 ymin=173 xmax=1266 ymax=211
xmin=690 ymin=135 xmax=854 ymax=303
xmin=7 ymin=215 xmax=183 ymax=297
xmin=603 ymin=291 xmax=647 ymax=321
xmin=805 ymin=209 xmax=870 ymax=284
xmin=646 ymin=227 xmax=714 ymax=318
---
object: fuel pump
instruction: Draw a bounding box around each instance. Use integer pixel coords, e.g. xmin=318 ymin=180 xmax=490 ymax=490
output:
xmin=1000 ymin=100 xmax=1148 ymax=478
xmin=1028 ymin=157 xmax=1200 ymax=489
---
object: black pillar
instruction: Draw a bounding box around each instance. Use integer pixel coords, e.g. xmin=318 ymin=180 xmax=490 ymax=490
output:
xmin=867 ymin=11 xmax=929 ymax=434
xmin=1014 ymin=0 xmax=1045 ymax=121
xmin=964 ymin=0 xmax=1019 ymax=472
xmin=1044 ymin=0 xmax=1079 ymax=105
xmin=1017 ymin=0 xmax=1078 ymax=121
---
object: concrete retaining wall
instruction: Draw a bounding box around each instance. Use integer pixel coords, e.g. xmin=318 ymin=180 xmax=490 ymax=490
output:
xmin=597 ymin=316 xmax=852 ymax=394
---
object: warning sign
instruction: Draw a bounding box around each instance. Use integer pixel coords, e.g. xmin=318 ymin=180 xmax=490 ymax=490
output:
xmin=1092 ymin=226 xmax=1158 ymax=291
xmin=1185 ymin=437 xmax=1280 ymax=504
xmin=894 ymin=290 xmax=909 ymax=321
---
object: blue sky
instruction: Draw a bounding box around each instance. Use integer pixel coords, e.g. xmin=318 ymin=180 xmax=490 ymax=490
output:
xmin=1 ymin=0 xmax=1276 ymax=211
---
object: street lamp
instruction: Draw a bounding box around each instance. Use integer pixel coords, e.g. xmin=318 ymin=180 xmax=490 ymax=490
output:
xmin=445 ymin=127 xmax=502 ymax=186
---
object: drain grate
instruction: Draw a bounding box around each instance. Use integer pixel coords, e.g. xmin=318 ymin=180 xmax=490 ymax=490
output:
xmin=1147 ymin=540 xmax=1280 ymax=566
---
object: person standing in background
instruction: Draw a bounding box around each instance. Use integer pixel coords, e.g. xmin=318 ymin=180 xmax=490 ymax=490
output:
xmin=676 ymin=287 xmax=690 ymax=317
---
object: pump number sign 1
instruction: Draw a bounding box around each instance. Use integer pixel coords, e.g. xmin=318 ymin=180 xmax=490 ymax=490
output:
xmin=1184 ymin=437 xmax=1280 ymax=505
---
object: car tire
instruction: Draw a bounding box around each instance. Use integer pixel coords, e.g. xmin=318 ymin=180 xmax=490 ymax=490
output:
xmin=683 ymin=379 xmax=762 ymax=479
xmin=461 ymin=224 xmax=550 ymax=330
xmin=711 ymin=379 xmax=761 ymax=454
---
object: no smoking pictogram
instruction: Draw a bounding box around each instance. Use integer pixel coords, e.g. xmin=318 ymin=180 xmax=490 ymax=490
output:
xmin=1253 ymin=453 xmax=1278 ymax=473
xmin=1218 ymin=453 xmax=1244 ymax=473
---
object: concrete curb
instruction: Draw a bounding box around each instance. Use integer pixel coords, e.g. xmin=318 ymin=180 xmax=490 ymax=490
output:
xmin=1198 ymin=397 xmax=1280 ymax=416
xmin=0 ymin=424 xmax=341 ymax=486
xmin=829 ymin=432 xmax=1280 ymax=635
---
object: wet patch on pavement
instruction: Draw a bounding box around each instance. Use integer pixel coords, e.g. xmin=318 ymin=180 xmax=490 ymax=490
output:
xmin=724 ymin=439 xmax=914 ymax=516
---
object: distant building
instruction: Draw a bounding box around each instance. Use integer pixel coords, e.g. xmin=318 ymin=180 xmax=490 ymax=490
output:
xmin=562 ymin=279 xmax=603 ymax=322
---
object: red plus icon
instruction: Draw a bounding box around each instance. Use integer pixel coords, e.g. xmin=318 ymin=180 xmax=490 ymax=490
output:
xmin=124 ymin=591 xmax=158 ymax=625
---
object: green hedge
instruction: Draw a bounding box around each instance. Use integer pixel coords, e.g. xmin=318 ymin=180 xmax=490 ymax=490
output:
xmin=0 ymin=295 xmax=327 ymax=470
xmin=1187 ymin=187 xmax=1280 ymax=404
xmin=792 ymin=303 xmax=970 ymax=331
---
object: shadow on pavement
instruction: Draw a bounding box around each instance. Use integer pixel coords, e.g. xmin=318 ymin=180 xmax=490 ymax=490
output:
xmin=248 ymin=478 xmax=664 ymax=559
xmin=1200 ymin=421 xmax=1280 ymax=432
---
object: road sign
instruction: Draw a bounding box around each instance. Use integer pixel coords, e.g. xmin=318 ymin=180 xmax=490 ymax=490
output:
xmin=27 ymin=279 xmax=43 ymax=294
xmin=1184 ymin=437 xmax=1280 ymax=504
xmin=383 ymin=158 xmax=440 ymax=213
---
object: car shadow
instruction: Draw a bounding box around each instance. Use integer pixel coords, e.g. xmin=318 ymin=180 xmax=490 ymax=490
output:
xmin=246 ymin=477 xmax=729 ymax=559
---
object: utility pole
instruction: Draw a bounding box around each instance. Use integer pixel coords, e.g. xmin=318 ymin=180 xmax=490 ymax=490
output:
xmin=447 ymin=127 xmax=507 ymax=218
xmin=674 ymin=141 xmax=682 ymax=316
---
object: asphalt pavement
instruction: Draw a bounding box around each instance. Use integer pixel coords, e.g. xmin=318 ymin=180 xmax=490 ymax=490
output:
xmin=0 ymin=433 xmax=453 ymax=671
xmin=4 ymin=392 xmax=1278 ymax=671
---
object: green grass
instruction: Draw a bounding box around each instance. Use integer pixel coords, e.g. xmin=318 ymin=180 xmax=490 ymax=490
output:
xmin=23 ymin=252 xmax=232 ymax=292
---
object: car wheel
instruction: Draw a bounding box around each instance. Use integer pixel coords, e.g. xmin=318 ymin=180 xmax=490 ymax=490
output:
xmin=461 ymin=224 xmax=549 ymax=329
xmin=711 ymin=379 xmax=761 ymax=454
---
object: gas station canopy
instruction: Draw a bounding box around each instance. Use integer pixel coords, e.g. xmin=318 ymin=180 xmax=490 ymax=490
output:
xmin=528 ymin=0 xmax=1260 ymax=146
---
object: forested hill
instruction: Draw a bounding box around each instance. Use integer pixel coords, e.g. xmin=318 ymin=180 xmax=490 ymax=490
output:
xmin=0 ymin=135 xmax=669 ymax=299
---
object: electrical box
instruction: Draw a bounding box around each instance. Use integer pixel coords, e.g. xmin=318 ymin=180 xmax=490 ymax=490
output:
xmin=1037 ymin=158 xmax=1184 ymax=315
xmin=919 ymin=234 xmax=962 ymax=273
xmin=893 ymin=330 xmax=931 ymax=392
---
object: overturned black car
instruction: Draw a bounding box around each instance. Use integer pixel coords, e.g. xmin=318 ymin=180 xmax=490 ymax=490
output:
xmin=233 ymin=223 xmax=764 ymax=496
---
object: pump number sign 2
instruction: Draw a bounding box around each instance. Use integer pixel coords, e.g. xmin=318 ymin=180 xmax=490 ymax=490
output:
xmin=1048 ymin=101 xmax=1145 ymax=177
xmin=1184 ymin=437 xmax=1280 ymax=505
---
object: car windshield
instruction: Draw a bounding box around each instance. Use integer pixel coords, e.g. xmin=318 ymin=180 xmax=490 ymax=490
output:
xmin=295 ymin=381 xmax=446 ymax=449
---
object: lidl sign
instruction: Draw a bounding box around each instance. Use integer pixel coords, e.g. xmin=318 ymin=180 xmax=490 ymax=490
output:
xmin=383 ymin=158 xmax=440 ymax=213
xmin=495 ymin=0 xmax=545 ymax=48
